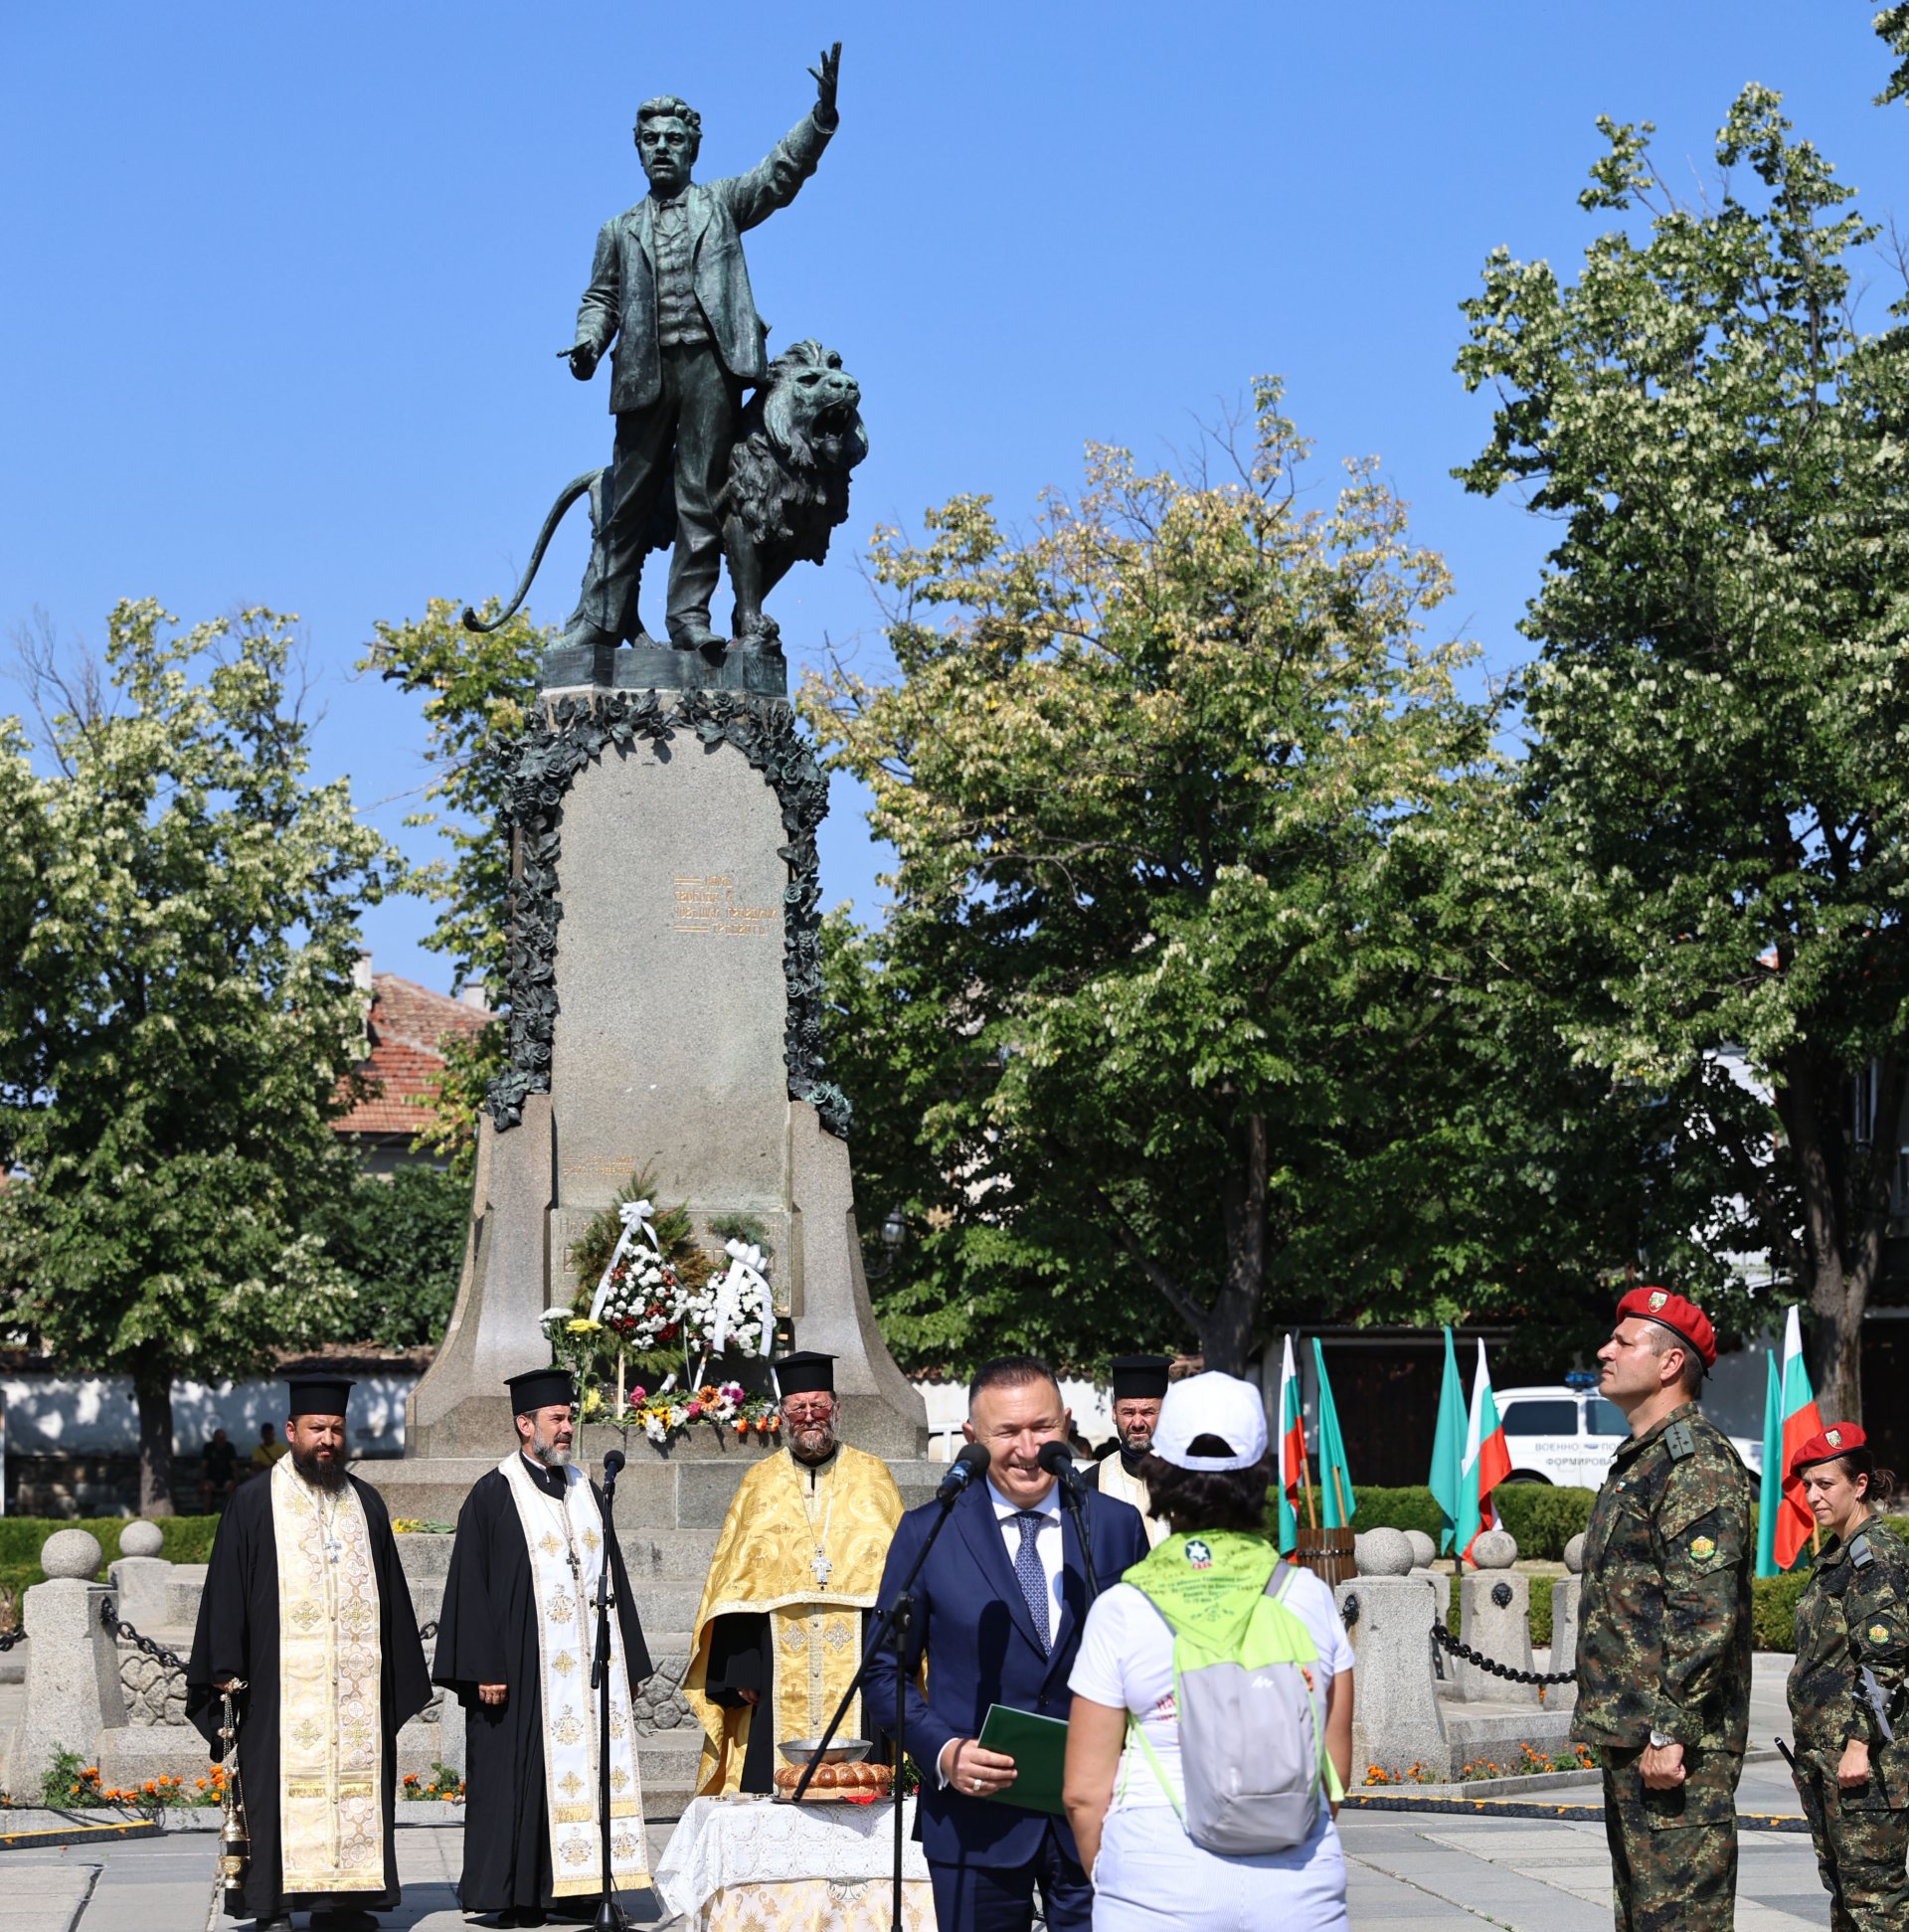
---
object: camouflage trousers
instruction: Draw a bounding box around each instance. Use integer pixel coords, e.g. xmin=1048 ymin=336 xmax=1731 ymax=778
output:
xmin=1600 ymin=1745 xmax=1743 ymax=1932
xmin=1791 ymin=1757 xmax=1909 ymax=1932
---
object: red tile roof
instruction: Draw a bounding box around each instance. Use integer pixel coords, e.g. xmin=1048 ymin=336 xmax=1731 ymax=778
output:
xmin=333 ymin=973 xmax=491 ymax=1139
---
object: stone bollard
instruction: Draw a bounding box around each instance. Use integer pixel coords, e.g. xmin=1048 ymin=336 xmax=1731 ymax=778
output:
xmin=107 ymin=1520 xmax=174 ymax=1635
xmin=1548 ymin=1533 xmax=1584 ymax=1712
xmin=1456 ymin=1528 xmax=1537 ymax=1704
xmin=19 ymin=1529 xmax=129 ymax=1794
xmin=1404 ymin=1527 xmax=1452 ymax=1622
xmin=1339 ymin=1529 xmax=1448 ymax=1781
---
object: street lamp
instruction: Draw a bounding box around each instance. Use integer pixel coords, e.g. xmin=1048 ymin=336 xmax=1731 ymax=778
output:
xmin=865 ymin=1206 xmax=906 ymax=1280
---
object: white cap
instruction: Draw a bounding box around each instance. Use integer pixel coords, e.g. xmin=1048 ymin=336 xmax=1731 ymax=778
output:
xmin=1149 ymin=1370 xmax=1269 ymax=1473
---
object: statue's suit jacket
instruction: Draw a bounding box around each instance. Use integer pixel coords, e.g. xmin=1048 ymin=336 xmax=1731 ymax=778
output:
xmin=861 ymin=1479 xmax=1149 ymax=1872
xmin=574 ymin=111 xmax=834 ymax=415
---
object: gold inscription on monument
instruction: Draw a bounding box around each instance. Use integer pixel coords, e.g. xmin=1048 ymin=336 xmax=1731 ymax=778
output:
xmin=672 ymin=874 xmax=776 ymax=939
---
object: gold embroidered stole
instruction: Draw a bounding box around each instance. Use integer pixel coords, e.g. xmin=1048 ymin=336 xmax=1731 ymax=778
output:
xmin=271 ymin=1458 xmax=385 ymax=1893
xmin=497 ymin=1456 xmax=649 ymax=1896
xmin=684 ymin=1445 xmax=903 ymax=1795
xmin=1097 ymin=1454 xmax=1171 ymax=1548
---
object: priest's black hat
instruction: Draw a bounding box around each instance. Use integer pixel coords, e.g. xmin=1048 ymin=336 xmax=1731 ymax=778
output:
xmin=285 ymin=1374 xmax=355 ymax=1419
xmin=505 ymin=1366 xmax=577 ymax=1414
xmin=1108 ymin=1355 xmax=1171 ymax=1402
xmin=773 ymin=1351 xmax=836 ymax=1397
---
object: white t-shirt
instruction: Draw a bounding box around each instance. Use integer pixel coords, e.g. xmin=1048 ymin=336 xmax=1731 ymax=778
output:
xmin=1067 ymin=1563 xmax=1354 ymax=1811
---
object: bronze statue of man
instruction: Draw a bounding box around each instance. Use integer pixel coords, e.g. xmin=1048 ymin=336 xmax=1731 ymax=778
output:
xmin=563 ymin=45 xmax=841 ymax=651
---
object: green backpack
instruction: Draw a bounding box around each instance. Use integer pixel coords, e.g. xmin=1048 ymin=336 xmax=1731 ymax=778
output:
xmin=1123 ymin=1533 xmax=1343 ymax=1854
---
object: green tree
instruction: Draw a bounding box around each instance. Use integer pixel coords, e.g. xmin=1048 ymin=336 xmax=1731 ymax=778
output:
xmin=0 ymin=602 xmax=390 ymax=1511
xmin=358 ymin=598 xmax=549 ymax=1170
xmin=306 ymin=1164 xmax=471 ymax=1350
xmin=801 ymin=387 xmax=1576 ymax=1375
xmin=1455 ymin=88 xmax=1909 ymax=1417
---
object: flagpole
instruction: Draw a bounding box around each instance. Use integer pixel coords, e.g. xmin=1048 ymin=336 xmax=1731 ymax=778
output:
xmin=1330 ymin=1466 xmax=1348 ymax=1525
xmin=1302 ymin=1455 xmax=1316 ymax=1529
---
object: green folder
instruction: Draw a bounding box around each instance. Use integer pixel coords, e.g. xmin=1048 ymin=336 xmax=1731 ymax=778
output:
xmin=975 ymin=1702 xmax=1070 ymax=1816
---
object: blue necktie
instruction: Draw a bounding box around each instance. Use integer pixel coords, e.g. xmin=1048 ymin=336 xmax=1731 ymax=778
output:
xmin=1012 ymin=1510 xmax=1051 ymax=1654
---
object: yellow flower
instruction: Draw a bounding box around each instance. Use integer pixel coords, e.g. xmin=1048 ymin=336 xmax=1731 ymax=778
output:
xmin=567 ymin=1317 xmax=602 ymax=1334
xmin=581 ymin=1387 xmax=604 ymax=1418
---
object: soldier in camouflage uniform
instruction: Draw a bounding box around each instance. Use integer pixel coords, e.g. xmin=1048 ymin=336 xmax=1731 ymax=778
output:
xmin=1785 ymin=1422 xmax=1909 ymax=1932
xmin=1573 ymin=1288 xmax=1754 ymax=1932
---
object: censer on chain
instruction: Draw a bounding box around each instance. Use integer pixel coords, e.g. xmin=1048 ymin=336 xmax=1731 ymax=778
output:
xmin=216 ymin=1678 xmax=250 ymax=1884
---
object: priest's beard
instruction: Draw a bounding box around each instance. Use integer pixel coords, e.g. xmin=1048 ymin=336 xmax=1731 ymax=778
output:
xmin=526 ymin=1426 xmax=572 ymax=1468
xmin=788 ymin=1422 xmax=837 ymax=1466
xmin=291 ymin=1448 xmax=349 ymax=1493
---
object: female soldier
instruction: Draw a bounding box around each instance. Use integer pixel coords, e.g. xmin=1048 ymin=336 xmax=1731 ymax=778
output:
xmin=1786 ymin=1424 xmax=1909 ymax=1931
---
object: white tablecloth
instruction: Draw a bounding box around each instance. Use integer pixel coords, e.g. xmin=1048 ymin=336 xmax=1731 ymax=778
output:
xmin=655 ymin=1794 xmax=932 ymax=1924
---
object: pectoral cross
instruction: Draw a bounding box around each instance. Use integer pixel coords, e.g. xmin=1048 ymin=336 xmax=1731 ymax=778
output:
xmin=567 ymin=1549 xmax=582 ymax=1579
xmin=324 ymin=1533 xmax=344 ymax=1566
xmin=811 ymin=1548 xmax=832 ymax=1587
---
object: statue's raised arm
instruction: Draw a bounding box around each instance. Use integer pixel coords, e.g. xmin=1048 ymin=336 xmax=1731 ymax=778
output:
xmin=808 ymin=42 xmax=841 ymax=128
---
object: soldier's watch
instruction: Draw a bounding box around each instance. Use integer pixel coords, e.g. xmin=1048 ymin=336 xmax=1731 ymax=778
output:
xmin=1648 ymin=1729 xmax=1675 ymax=1748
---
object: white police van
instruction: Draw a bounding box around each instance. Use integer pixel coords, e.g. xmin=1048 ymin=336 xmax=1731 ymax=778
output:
xmin=1497 ymin=1371 xmax=1764 ymax=1486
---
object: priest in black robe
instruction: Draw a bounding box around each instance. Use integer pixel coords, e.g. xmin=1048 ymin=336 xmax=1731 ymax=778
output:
xmin=433 ymin=1367 xmax=653 ymax=1928
xmin=185 ymin=1375 xmax=432 ymax=1932
xmin=1083 ymin=1354 xmax=1172 ymax=1547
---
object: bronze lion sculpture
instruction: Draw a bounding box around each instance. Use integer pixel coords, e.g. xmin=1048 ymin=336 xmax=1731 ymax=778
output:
xmin=717 ymin=338 xmax=867 ymax=649
xmin=463 ymin=338 xmax=865 ymax=653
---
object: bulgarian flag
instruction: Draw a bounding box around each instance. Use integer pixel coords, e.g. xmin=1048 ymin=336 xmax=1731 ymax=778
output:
xmin=1772 ymin=1305 xmax=1823 ymax=1571
xmin=1457 ymin=1336 xmax=1513 ymax=1564
xmin=1274 ymin=1333 xmax=1306 ymax=1554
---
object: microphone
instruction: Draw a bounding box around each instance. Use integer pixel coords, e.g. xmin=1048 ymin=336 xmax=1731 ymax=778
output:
xmin=603 ymin=1448 xmax=625 ymax=1490
xmin=1037 ymin=1438 xmax=1085 ymax=1494
xmin=935 ymin=1442 xmax=989 ymax=1503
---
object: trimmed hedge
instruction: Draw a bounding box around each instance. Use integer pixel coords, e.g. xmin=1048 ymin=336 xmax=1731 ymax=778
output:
xmin=0 ymin=1514 xmax=222 ymax=1605
xmin=1349 ymin=1483 xmax=1597 ymax=1561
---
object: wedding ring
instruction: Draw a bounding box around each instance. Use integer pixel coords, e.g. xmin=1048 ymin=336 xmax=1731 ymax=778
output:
xmin=971 ymin=1777 xmax=982 ymax=1792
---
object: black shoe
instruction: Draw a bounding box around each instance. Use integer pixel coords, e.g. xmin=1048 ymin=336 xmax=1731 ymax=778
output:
xmin=669 ymin=623 xmax=725 ymax=651
xmin=252 ymin=1919 xmax=293 ymax=1932
xmin=559 ymin=619 xmax=620 ymax=651
xmin=310 ymin=1913 xmax=380 ymax=1930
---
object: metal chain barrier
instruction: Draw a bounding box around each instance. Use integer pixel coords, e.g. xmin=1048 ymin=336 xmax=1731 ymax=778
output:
xmin=1430 ymin=1617 xmax=1576 ymax=1687
xmin=420 ymin=1621 xmax=437 ymax=1641
xmin=101 ymin=1596 xmax=188 ymax=1675
xmin=0 ymin=1627 xmax=23 ymax=1652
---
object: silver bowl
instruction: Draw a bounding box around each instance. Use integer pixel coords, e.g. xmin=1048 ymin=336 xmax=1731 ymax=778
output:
xmin=779 ymin=1737 xmax=871 ymax=1766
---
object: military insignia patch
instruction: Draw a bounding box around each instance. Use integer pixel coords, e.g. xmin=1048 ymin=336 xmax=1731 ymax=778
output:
xmin=1827 ymin=1428 xmax=1842 ymax=1448
xmin=1689 ymin=1535 xmax=1717 ymax=1563
xmin=1649 ymin=1290 xmax=1667 ymax=1312
xmin=1869 ymin=1624 xmax=1890 ymax=1645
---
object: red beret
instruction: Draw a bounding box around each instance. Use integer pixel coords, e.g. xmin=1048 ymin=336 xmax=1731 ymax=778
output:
xmin=1616 ymin=1287 xmax=1717 ymax=1369
xmin=1791 ymin=1422 xmax=1866 ymax=1482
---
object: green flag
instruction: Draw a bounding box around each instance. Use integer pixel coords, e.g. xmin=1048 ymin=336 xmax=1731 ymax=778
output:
xmin=1428 ymin=1324 xmax=1466 ymax=1554
xmin=1312 ymin=1338 xmax=1355 ymax=1528
xmin=1756 ymin=1347 xmax=1782 ymax=1579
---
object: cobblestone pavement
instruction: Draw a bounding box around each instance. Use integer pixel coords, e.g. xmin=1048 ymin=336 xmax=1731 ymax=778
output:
xmin=1 ymin=1799 xmax=1836 ymax=1932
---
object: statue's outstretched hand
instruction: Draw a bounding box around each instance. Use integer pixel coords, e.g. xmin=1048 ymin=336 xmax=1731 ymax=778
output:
xmin=568 ymin=343 xmax=600 ymax=382
xmin=808 ymin=42 xmax=841 ymax=127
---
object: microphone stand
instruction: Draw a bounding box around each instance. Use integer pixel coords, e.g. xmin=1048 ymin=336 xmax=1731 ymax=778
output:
xmin=1045 ymin=1449 xmax=1101 ymax=1602
xmin=790 ymin=1458 xmax=984 ymax=1932
xmin=591 ymin=1452 xmax=629 ymax=1932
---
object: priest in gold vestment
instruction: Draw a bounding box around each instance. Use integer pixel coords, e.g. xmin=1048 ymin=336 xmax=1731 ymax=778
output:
xmin=685 ymin=1352 xmax=903 ymax=1794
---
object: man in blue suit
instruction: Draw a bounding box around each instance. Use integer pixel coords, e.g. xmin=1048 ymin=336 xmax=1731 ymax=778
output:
xmin=864 ymin=1356 xmax=1148 ymax=1932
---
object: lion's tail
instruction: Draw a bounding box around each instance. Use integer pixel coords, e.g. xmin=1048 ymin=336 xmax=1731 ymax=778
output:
xmin=461 ymin=469 xmax=604 ymax=633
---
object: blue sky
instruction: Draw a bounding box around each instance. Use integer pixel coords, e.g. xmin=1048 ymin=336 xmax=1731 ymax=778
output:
xmin=2 ymin=3 xmax=1899 ymax=991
